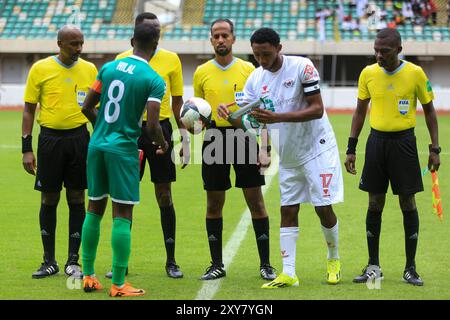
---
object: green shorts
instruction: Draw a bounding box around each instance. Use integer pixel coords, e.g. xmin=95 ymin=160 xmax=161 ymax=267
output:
xmin=87 ymin=147 xmax=140 ymax=204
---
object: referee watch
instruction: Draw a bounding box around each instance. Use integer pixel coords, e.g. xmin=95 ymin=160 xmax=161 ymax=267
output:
xmin=429 ymin=144 xmax=441 ymax=155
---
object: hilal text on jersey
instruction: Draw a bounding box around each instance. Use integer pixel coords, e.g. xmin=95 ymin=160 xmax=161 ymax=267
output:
xmin=116 ymin=62 xmax=136 ymax=75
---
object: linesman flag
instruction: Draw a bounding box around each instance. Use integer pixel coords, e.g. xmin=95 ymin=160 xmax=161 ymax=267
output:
xmin=431 ymin=171 xmax=443 ymax=221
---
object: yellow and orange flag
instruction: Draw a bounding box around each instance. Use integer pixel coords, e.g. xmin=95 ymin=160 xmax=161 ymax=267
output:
xmin=431 ymin=171 xmax=443 ymax=221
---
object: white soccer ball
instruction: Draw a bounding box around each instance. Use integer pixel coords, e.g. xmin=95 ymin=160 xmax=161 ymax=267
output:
xmin=180 ymin=97 xmax=212 ymax=134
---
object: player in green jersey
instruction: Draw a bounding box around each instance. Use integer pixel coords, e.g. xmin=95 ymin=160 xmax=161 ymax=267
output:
xmin=80 ymin=23 xmax=168 ymax=297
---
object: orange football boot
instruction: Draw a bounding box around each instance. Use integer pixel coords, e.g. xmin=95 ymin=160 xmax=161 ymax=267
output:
xmin=109 ymin=282 xmax=146 ymax=297
xmin=83 ymin=275 xmax=103 ymax=292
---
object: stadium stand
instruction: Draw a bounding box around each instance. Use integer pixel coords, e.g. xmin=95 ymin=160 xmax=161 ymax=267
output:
xmin=162 ymin=0 xmax=450 ymax=41
xmin=0 ymin=0 xmax=134 ymax=40
xmin=0 ymin=0 xmax=448 ymax=41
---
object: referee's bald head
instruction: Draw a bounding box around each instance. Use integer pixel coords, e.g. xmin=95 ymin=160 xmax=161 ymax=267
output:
xmin=57 ymin=24 xmax=83 ymax=42
xmin=57 ymin=24 xmax=84 ymax=62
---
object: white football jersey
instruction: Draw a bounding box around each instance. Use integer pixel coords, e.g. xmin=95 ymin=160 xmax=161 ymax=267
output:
xmin=243 ymin=55 xmax=337 ymax=168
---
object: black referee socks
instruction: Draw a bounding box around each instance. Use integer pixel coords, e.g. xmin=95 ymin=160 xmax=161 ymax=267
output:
xmin=68 ymin=203 xmax=85 ymax=261
xmin=39 ymin=204 xmax=57 ymax=263
xmin=160 ymin=205 xmax=176 ymax=264
xmin=366 ymin=209 xmax=382 ymax=266
xmin=206 ymin=217 xmax=223 ymax=266
xmin=252 ymin=217 xmax=270 ymax=266
xmin=402 ymin=209 xmax=419 ymax=269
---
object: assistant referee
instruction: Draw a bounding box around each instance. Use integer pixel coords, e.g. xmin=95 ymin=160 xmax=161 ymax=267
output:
xmin=345 ymin=28 xmax=440 ymax=286
xmin=22 ymin=25 xmax=97 ymax=279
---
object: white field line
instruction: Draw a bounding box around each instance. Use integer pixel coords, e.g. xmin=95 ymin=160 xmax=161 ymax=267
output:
xmin=195 ymin=166 xmax=276 ymax=300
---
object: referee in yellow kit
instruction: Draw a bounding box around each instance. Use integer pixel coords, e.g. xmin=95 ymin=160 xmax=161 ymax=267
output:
xmin=22 ymin=25 xmax=97 ymax=279
xmin=345 ymin=28 xmax=440 ymax=286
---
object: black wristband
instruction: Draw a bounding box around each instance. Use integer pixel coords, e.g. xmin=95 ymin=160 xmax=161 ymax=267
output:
xmin=346 ymin=137 xmax=358 ymax=155
xmin=22 ymin=135 xmax=33 ymax=153
xmin=429 ymin=144 xmax=441 ymax=155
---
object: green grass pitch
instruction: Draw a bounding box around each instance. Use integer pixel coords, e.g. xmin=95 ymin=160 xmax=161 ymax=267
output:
xmin=0 ymin=110 xmax=448 ymax=300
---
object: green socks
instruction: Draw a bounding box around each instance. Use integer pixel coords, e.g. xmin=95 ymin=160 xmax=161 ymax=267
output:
xmin=81 ymin=212 xmax=102 ymax=276
xmin=82 ymin=214 xmax=131 ymax=286
xmin=111 ymin=217 xmax=132 ymax=286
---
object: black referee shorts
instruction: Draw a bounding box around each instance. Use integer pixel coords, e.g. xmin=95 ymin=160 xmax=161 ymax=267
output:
xmin=202 ymin=126 xmax=265 ymax=191
xmin=359 ymin=128 xmax=423 ymax=195
xmin=138 ymin=119 xmax=176 ymax=184
xmin=35 ymin=124 xmax=89 ymax=192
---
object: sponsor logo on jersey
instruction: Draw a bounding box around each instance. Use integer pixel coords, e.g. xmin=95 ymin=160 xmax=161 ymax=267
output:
xmin=283 ymin=78 xmax=295 ymax=88
xmin=262 ymin=85 xmax=269 ymax=95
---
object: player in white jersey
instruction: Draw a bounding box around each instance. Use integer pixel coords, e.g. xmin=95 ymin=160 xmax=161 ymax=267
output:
xmin=218 ymin=28 xmax=343 ymax=288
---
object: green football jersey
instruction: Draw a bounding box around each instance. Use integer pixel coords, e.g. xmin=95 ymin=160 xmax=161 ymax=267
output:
xmin=89 ymin=55 xmax=166 ymax=155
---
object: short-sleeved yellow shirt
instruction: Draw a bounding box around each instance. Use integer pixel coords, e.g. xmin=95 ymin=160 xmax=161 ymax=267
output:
xmin=358 ymin=61 xmax=434 ymax=132
xmin=116 ymin=48 xmax=184 ymax=120
xmin=24 ymin=56 xmax=97 ymax=130
xmin=193 ymin=58 xmax=255 ymax=127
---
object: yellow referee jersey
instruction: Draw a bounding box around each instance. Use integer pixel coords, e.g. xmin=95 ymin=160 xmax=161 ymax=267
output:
xmin=193 ymin=58 xmax=255 ymax=127
xmin=24 ymin=56 xmax=97 ymax=130
xmin=358 ymin=60 xmax=434 ymax=132
xmin=116 ymin=48 xmax=184 ymax=120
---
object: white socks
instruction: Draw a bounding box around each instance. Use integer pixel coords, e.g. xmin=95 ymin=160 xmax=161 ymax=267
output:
xmin=280 ymin=227 xmax=299 ymax=278
xmin=279 ymin=222 xmax=339 ymax=279
xmin=321 ymin=221 xmax=339 ymax=260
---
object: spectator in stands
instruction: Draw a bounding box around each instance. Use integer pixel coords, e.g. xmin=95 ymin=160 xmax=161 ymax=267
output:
xmin=421 ymin=0 xmax=431 ymax=25
xmin=428 ymin=0 xmax=438 ymax=25
xmin=393 ymin=9 xmax=405 ymax=26
xmin=356 ymin=0 xmax=368 ymax=19
xmin=413 ymin=12 xmax=426 ymax=26
xmin=387 ymin=20 xmax=397 ymax=29
xmin=412 ymin=0 xmax=423 ymax=17
xmin=448 ymin=0 xmax=450 ymax=27
xmin=342 ymin=13 xmax=359 ymax=31
xmin=402 ymin=1 xmax=414 ymax=23
xmin=393 ymin=1 xmax=403 ymax=13
xmin=376 ymin=16 xmax=388 ymax=31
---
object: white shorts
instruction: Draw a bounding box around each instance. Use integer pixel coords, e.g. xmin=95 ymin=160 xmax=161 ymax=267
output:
xmin=279 ymin=146 xmax=344 ymax=207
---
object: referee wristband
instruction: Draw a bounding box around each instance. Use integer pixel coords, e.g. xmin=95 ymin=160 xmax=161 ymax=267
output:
xmin=22 ymin=135 xmax=33 ymax=153
xmin=346 ymin=137 xmax=358 ymax=155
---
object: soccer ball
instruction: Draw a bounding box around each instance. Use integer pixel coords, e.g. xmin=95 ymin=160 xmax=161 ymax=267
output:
xmin=180 ymin=97 xmax=212 ymax=134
